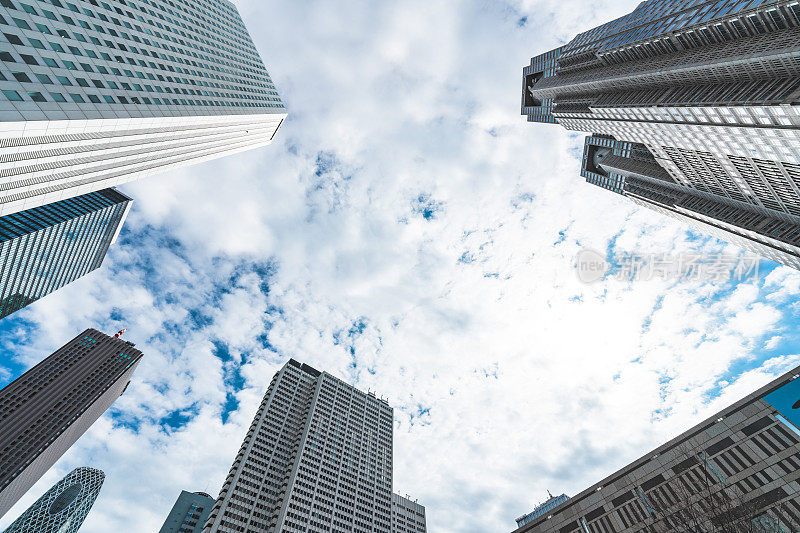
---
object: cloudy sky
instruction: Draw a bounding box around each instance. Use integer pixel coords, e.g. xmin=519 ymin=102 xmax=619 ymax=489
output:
xmin=2 ymin=0 xmax=800 ymax=531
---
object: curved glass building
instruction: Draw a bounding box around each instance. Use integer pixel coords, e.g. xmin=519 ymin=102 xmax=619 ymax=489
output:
xmin=4 ymin=467 xmax=104 ymax=533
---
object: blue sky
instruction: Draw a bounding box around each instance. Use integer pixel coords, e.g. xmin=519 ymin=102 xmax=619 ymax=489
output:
xmin=2 ymin=0 xmax=800 ymax=532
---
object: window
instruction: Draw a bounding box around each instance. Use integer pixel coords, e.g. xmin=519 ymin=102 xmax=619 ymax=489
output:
xmin=35 ymin=23 xmax=52 ymax=34
xmin=69 ymin=93 xmax=84 ymax=102
xmin=27 ymin=91 xmax=46 ymax=102
xmin=49 ymin=91 xmax=66 ymax=102
xmin=102 ymin=94 xmax=114 ymax=103
xmin=42 ymin=57 xmax=58 ymax=67
xmin=29 ymin=38 xmax=45 ymax=49
xmin=12 ymin=17 xmax=31 ymax=30
xmin=20 ymin=54 xmax=38 ymax=65
xmin=63 ymin=60 xmax=77 ymax=70
xmin=3 ymin=33 xmax=23 ymax=45
xmin=50 ymin=42 xmax=65 ymax=52
xmin=75 ymin=77 xmax=89 ymax=87
xmin=87 ymin=94 xmax=100 ymax=103
xmin=20 ymin=2 xmax=35 ymax=14
xmin=0 ymin=51 xmax=15 ymax=62
xmin=35 ymin=73 xmax=53 ymax=84
xmin=56 ymin=76 xmax=72 ymax=85
xmin=11 ymin=71 xmax=31 ymax=82
xmin=2 ymin=90 xmax=22 ymax=101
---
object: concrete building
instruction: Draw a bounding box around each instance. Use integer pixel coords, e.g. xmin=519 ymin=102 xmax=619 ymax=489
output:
xmin=511 ymin=364 xmax=800 ymax=533
xmin=159 ymin=490 xmax=216 ymax=533
xmin=522 ymin=0 xmax=800 ymax=269
xmin=3 ymin=467 xmax=104 ymax=533
xmin=0 ymin=0 xmax=286 ymax=217
xmin=391 ymin=493 xmax=426 ymax=533
xmin=0 ymin=328 xmax=143 ymax=519
xmin=202 ymin=359 xmax=394 ymax=533
xmin=0 ymin=187 xmax=130 ymax=320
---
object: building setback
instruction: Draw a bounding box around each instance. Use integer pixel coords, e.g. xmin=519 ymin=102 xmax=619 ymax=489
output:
xmin=391 ymin=493 xmax=426 ymax=533
xmin=202 ymin=359 xmax=394 ymax=533
xmin=0 ymin=328 xmax=143 ymax=519
xmin=515 ymin=493 xmax=569 ymax=529
xmin=510 ymin=364 xmax=800 ymax=533
xmin=3 ymin=466 xmax=104 ymax=533
xmin=522 ymin=0 xmax=800 ymax=269
xmin=0 ymin=187 xmax=130 ymax=320
xmin=159 ymin=490 xmax=216 ymax=533
xmin=0 ymin=0 xmax=286 ymax=216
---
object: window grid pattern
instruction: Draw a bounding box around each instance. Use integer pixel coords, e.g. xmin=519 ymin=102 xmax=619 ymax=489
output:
xmin=0 ymin=186 xmax=128 ymax=319
xmin=203 ymin=360 xmax=394 ymax=533
xmin=4 ymin=467 xmax=104 ymax=533
xmin=0 ymin=328 xmax=143 ymax=518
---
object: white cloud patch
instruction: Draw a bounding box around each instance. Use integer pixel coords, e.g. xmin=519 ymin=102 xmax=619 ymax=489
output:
xmin=1 ymin=1 xmax=800 ymax=532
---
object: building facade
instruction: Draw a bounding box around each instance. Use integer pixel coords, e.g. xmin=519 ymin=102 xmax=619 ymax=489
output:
xmin=515 ymin=494 xmax=570 ymax=529
xmin=3 ymin=466 xmax=104 ymax=533
xmin=0 ymin=187 xmax=130 ymax=320
xmin=0 ymin=0 xmax=286 ymax=216
xmin=511 ymin=364 xmax=800 ymax=533
xmin=391 ymin=493 xmax=426 ymax=533
xmin=0 ymin=328 xmax=143 ymax=519
xmin=159 ymin=490 xmax=216 ymax=533
xmin=522 ymin=0 xmax=800 ymax=269
xmin=202 ymin=359 xmax=394 ymax=533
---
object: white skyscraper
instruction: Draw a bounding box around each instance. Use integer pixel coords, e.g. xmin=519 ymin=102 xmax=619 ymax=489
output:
xmin=0 ymin=0 xmax=286 ymax=216
xmin=391 ymin=493 xmax=426 ymax=533
xmin=202 ymin=359 xmax=394 ymax=533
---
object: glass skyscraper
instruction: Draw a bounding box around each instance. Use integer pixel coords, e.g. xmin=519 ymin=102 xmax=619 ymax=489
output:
xmin=3 ymin=467 xmax=104 ymax=533
xmin=522 ymin=0 xmax=800 ymax=269
xmin=0 ymin=187 xmax=130 ymax=319
xmin=0 ymin=328 xmax=143 ymax=519
xmin=0 ymin=0 xmax=286 ymax=216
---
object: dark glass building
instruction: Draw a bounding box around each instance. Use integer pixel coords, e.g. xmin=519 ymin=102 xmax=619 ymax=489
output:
xmin=0 ymin=188 xmax=131 ymax=320
xmin=522 ymin=0 xmax=800 ymax=269
xmin=0 ymin=328 xmax=143 ymax=519
xmin=159 ymin=490 xmax=215 ymax=533
xmin=510 ymin=365 xmax=800 ymax=533
xmin=4 ymin=467 xmax=104 ymax=533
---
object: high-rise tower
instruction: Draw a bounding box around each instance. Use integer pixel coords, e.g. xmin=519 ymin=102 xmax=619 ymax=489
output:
xmin=0 ymin=0 xmax=286 ymax=217
xmin=202 ymin=359 xmax=394 ymax=533
xmin=0 ymin=188 xmax=130 ymax=320
xmin=159 ymin=490 xmax=215 ymax=533
xmin=0 ymin=328 xmax=143 ymax=519
xmin=522 ymin=0 xmax=800 ymax=268
xmin=3 ymin=467 xmax=104 ymax=533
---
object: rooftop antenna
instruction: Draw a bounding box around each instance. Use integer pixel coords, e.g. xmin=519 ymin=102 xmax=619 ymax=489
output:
xmin=547 ymin=490 xmax=554 ymax=499
xmin=114 ymin=329 xmax=127 ymax=338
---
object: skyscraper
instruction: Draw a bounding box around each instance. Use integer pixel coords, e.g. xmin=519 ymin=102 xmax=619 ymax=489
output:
xmin=522 ymin=0 xmax=800 ymax=269
xmin=159 ymin=490 xmax=216 ymax=533
xmin=0 ymin=188 xmax=130 ymax=320
xmin=0 ymin=0 xmax=286 ymax=217
xmin=3 ymin=467 xmax=104 ymax=533
xmin=391 ymin=493 xmax=426 ymax=533
xmin=0 ymin=328 xmax=143 ymax=519
xmin=202 ymin=359 xmax=394 ymax=533
xmin=510 ymin=364 xmax=800 ymax=533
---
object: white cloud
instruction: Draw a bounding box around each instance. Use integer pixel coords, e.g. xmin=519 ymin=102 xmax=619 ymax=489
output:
xmin=1 ymin=1 xmax=800 ymax=532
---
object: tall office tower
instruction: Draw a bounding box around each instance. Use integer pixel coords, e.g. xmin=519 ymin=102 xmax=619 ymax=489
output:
xmin=391 ymin=493 xmax=426 ymax=533
xmin=522 ymin=0 xmax=800 ymax=269
xmin=510 ymin=364 xmax=800 ymax=533
xmin=202 ymin=358 xmax=394 ymax=533
xmin=4 ymin=467 xmax=104 ymax=533
xmin=515 ymin=493 xmax=569 ymax=529
xmin=0 ymin=0 xmax=286 ymax=217
xmin=0 ymin=328 xmax=143 ymax=519
xmin=0 ymin=188 xmax=130 ymax=320
xmin=159 ymin=490 xmax=216 ymax=533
